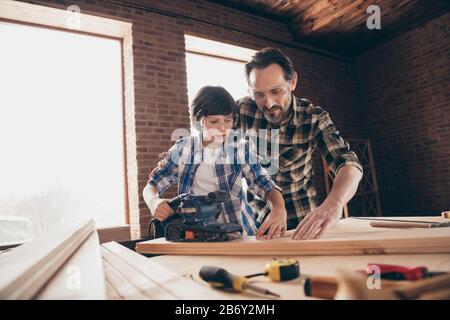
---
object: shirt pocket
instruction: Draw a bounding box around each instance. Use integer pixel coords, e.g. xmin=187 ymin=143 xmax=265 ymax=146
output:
xmin=278 ymin=143 xmax=310 ymax=171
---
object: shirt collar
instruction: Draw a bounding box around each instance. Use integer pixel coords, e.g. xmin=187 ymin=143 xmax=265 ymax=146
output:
xmin=268 ymin=94 xmax=298 ymax=130
xmin=288 ymin=94 xmax=302 ymax=127
xmin=193 ymin=134 xmax=229 ymax=161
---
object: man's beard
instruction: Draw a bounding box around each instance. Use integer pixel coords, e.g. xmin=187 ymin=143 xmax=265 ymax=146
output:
xmin=262 ymin=105 xmax=289 ymax=124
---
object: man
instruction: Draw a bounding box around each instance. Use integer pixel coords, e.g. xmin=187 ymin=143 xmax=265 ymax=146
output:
xmin=240 ymin=47 xmax=363 ymax=240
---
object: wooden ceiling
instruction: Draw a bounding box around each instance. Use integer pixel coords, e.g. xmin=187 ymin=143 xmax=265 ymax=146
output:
xmin=206 ymin=0 xmax=450 ymax=57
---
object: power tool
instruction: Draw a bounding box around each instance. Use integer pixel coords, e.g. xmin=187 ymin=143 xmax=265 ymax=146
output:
xmin=148 ymin=191 xmax=243 ymax=242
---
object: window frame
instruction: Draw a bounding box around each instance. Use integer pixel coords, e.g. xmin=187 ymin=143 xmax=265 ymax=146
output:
xmin=0 ymin=0 xmax=134 ymax=239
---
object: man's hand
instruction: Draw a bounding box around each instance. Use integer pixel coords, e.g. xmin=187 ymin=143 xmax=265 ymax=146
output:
xmin=153 ymin=199 xmax=175 ymax=221
xmin=292 ymin=197 xmax=343 ymax=240
xmin=256 ymin=206 xmax=287 ymax=239
xmin=292 ymin=165 xmax=362 ymax=240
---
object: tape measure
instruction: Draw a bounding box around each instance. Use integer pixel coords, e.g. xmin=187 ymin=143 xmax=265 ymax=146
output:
xmin=246 ymin=259 xmax=300 ymax=282
xmin=265 ymin=259 xmax=300 ymax=281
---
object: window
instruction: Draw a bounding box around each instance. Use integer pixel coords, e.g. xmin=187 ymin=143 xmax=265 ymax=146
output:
xmin=0 ymin=21 xmax=126 ymax=244
xmin=185 ymin=35 xmax=256 ymax=109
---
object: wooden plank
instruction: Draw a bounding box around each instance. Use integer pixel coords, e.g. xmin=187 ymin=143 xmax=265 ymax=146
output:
xmin=136 ymin=217 xmax=450 ymax=256
xmin=105 ymin=279 xmax=122 ymax=300
xmin=35 ymin=231 xmax=107 ymax=300
xmin=101 ymin=246 xmax=176 ymax=299
xmin=102 ymin=257 xmax=149 ymax=300
xmin=102 ymin=241 xmax=226 ymax=300
xmin=0 ymin=220 xmax=94 ymax=299
xmin=97 ymin=225 xmax=131 ymax=244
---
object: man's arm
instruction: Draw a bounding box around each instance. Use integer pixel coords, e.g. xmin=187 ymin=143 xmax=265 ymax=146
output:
xmin=292 ymin=107 xmax=363 ymax=240
xmin=292 ymin=165 xmax=361 ymax=240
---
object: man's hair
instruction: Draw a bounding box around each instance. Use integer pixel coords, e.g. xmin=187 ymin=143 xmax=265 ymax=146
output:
xmin=245 ymin=47 xmax=297 ymax=82
xmin=191 ymin=86 xmax=238 ymax=123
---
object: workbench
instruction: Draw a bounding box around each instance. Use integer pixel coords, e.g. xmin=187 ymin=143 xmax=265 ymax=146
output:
xmin=144 ymin=217 xmax=450 ymax=300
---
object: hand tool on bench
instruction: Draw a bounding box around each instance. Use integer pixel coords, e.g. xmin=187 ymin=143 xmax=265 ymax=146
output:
xmin=304 ymin=263 xmax=448 ymax=299
xmin=351 ymin=217 xmax=450 ymax=229
xmin=199 ymin=266 xmax=280 ymax=298
xmin=335 ymin=271 xmax=450 ymax=300
xmin=367 ymin=263 xmax=448 ymax=281
xmin=245 ymin=259 xmax=300 ymax=282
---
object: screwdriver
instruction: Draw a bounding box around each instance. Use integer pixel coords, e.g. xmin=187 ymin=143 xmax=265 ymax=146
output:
xmin=199 ymin=266 xmax=280 ymax=298
xmin=367 ymin=263 xmax=448 ymax=281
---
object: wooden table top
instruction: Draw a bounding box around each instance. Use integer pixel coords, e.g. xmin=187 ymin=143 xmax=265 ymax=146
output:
xmin=147 ymin=216 xmax=450 ymax=299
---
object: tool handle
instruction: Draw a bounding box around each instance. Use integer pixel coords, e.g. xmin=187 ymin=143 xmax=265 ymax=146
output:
xmin=199 ymin=266 xmax=246 ymax=292
xmin=367 ymin=264 xmax=427 ymax=281
xmin=304 ymin=276 xmax=338 ymax=299
xmin=370 ymin=221 xmax=433 ymax=229
xmin=167 ymin=194 xmax=184 ymax=211
xmin=199 ymin=266 xmax=280 ymax=297
xmin=419 ymin=288 xmax=450 ymax=300
xmin=397 ymin=274 xmax=450 ymax=299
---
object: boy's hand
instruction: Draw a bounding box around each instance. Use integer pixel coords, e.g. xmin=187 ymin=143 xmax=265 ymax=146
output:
xmin=153 ymin=199 xmax=175 ymax=221
xmin=255 ymin=206 xmax=287 ymax=239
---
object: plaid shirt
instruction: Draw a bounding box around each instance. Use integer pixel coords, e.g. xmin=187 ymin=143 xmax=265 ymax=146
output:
xmin=237 ymin=95 xmax=363 ymax=230
xmin=148 ymin=136 xmax=281 ymax=235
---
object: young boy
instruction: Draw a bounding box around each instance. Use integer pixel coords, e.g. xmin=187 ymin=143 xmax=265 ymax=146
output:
xmin=143 ymin=86 xmax=286 ymax=238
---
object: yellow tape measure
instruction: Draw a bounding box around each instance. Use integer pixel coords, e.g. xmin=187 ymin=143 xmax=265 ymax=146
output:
xmin=264 ymin=259 xmax=300 ymax=282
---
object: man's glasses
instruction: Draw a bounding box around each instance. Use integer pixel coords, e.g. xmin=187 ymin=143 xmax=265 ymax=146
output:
xmin=248 ymin=82 xmax=291 ymax=104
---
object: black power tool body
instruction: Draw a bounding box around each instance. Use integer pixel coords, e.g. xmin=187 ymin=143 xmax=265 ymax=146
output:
xmin=148 ymin=191 xmax=242 ymax=242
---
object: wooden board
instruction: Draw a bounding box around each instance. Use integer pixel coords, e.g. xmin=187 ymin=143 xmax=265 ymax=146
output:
xmin=97 ymin=225 xmax=131 ymax=244
xmin=0 ymin=220 xmax=95 ymax=299
xmin=136 ymin=217 xmax=450 ymax=256
xmin=101 ymin=241 xmax=226 ymax=300
xmin=36 ymin=231 xmax=107 ymax=300
xmin=102 ymin=250 xmax=151 ymax=300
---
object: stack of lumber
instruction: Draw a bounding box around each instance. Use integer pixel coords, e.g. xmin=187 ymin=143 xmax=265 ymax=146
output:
xmin=0 ymin=220 xmax=106 ymax=299
xmin=135 ymin=217 xmax=450 ymax=256
xmin=101 ymin=241 xmax=225 ymax=300
xmin=0 ymin=218 xmax=225 ymax=300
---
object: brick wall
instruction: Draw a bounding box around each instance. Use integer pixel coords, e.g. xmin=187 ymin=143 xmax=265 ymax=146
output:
xmin=18 ymin=0 xmax=366 ymax=237
xmin=355 ymin=12 xmax=450 ymax=216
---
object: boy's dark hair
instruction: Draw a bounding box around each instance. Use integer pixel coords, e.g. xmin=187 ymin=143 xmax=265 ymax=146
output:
xmin=191 ymin=86 xmax=238 ymax=124
xmin=245 ymin=47 xmax=297 ymax=82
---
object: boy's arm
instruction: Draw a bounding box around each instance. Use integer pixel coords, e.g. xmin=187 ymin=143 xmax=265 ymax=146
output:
xmin=241 ymin=144 xmax=286 ymax=239
xmin=143 ymin=184 xmax=174 ymax=221
xmin=256 ymin=188 xmax=287 ymax=239
xmin=143 ymin=141 xmax=181 ymax=220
